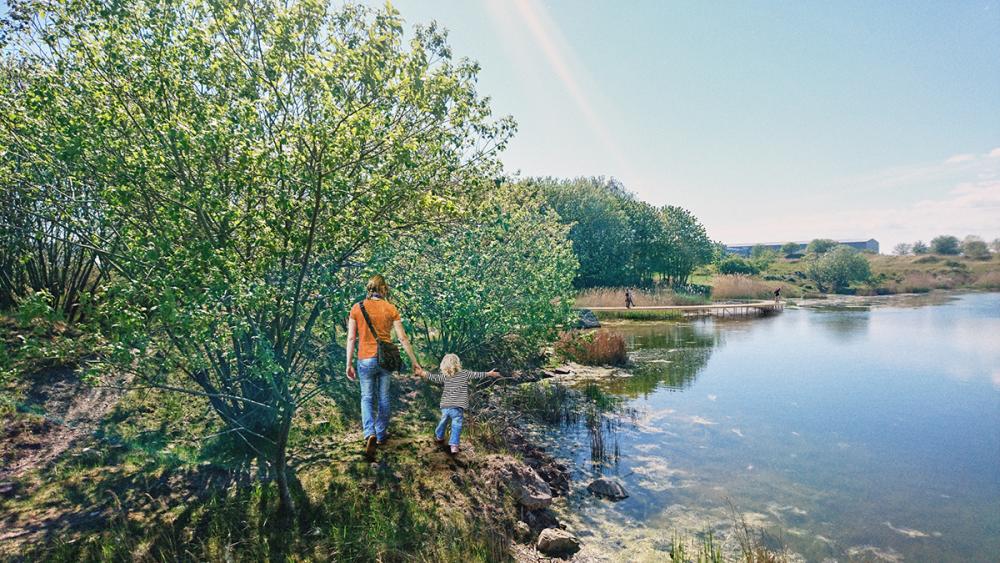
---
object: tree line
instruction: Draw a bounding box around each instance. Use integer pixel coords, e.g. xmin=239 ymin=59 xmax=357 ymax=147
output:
xmin=893 ymin=235 xmax=997 ymax=260
xmin=529 ymin=176 xmax=715 ymax=289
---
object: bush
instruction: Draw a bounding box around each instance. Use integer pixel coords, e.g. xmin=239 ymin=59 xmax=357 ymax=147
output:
xmin=805 ymin=246 xmax=871 ymax=292
xmin=717 ymin=256 xmax=759 ymax=276
xmin=930 ymin=235 xmax=961 ymax=255
xmin=961 ymin=236 xmax=991 ymax=260
xmin=555 ymin=330 xmax=628 ymax=366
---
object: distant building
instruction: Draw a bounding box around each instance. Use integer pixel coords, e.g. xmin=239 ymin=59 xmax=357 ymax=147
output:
xmin=725 ymin=238 xmax=879 ymax=257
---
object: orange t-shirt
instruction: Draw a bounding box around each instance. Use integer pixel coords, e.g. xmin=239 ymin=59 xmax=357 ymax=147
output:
xmin=349 ymin=299 xmax=401 ymax=359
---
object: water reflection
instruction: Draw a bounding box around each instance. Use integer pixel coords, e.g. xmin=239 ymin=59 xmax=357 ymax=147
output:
xmin=551 ymin=293 xmax=1000 ymax=562
xmin=601 ymin=320 xmax=721 ymax=396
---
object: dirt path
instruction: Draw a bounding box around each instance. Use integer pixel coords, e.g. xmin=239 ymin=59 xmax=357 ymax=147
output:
xmin=0 ymin=367 xmax=127 ymax=481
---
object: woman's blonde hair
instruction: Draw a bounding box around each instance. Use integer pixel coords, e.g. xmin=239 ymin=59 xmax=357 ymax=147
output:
xmin=366 ymin=274 xmax=389 ymax=298
xmin=440 ymin=354 xmax=462 ymax=377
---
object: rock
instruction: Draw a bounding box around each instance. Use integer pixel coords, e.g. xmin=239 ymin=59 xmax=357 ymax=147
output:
xmin=509 ymin=466 xmax=553 ymax=510
xmin=575 ymin=308 xmax=601 ymax=329
xmin=523 ymin=508 xmax=560 ymax=532
xmin=587 ymin=476 xmax=629 ymax=500
xmin=537 ymin=527 xmax=581 ymax=557
xmin=514 ymin=520 xmax=533 ymax=543
xmin=487 ymin=457 xmax=553 ymax=510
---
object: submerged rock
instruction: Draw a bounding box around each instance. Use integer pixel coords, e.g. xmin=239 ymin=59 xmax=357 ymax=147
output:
xmin=587 ymin=476 xmax=629 ymax=500
xmin=537 ymin=527 xmax=581 ymax=557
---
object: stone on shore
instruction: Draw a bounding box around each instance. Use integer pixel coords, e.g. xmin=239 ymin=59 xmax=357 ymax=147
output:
xmin=575 ymin=308 xmax=601 ymax=329
xmin=537 ymin=527 xmax=581 ymax=557
xmin=485 ymin=456 xmax=553 ymax=510
xmin=587 ymin=476 xmax=629 ymax=500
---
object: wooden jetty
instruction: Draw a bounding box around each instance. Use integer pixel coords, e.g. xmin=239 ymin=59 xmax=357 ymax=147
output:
xmin=589 ymin=300 xmax=784 ymax=318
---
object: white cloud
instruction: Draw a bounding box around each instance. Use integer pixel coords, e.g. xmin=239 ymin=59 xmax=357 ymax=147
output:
xmin=989 ymin=147 xmax=1000 ymax=158
xmin=945 ymin=153 xmax=976 ymax=164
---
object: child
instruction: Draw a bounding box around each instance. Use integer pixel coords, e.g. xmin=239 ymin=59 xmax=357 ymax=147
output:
xmin=425 ymin=353 xmax=499 ymax=454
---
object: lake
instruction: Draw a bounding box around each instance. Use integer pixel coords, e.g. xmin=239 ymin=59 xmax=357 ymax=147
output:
xmin=547 ymin=292 xmax=1000 ymax=562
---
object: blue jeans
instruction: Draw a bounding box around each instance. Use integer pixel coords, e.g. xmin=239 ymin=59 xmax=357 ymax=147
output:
xmin=435 ymin=407 xmax=464 ymax=446
xmin=358 ymin=358 xmax=391 ymax=441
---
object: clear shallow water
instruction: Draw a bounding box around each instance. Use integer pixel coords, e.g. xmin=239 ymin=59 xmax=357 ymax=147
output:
xmin=552 ymin=293 xmax=1000 ymax=562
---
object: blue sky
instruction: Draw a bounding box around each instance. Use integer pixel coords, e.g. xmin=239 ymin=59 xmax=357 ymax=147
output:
xmin=361 ymin=0 xmax=1000 ymax=250
xmin=4 ymin=0 xmax=996 ymax=249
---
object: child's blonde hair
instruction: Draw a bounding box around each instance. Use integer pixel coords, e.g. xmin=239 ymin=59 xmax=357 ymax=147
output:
xmin=440 ymin=353 xmax=462 ymax=377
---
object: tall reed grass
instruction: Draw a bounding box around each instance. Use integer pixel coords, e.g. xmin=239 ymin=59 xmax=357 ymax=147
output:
xmin=575 ymin=287 xmax=707 ymax=308
xmin=710 ymin=275 xmax=779 ymax=300
xmin=972 ymin=271 xmax=1000 ymax=290
xmin=555 ymin=330 xmax=628 ymax=366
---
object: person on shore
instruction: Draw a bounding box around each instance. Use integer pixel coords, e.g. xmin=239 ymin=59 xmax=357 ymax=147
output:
xmin=774 ymin=287 xmax=781 ymax=302
xmin=424 ymin=353 xmax=499 ymax=455
xmin=346 ymin=275 xmax=427 ymax=458
xmin=625 ymin=288 xmax=635 ymax=309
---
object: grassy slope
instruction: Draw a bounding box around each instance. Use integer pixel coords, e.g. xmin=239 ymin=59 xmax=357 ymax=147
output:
xmin=0 ymin=318 xmax=522 ymax=561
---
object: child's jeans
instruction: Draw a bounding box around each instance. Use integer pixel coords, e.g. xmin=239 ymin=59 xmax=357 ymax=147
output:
xmin=435 ymin=407 xmax=464 ymax=446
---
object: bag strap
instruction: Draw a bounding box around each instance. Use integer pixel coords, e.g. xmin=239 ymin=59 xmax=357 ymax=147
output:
xmin=358 ymin=300 xmax=383 ymax=343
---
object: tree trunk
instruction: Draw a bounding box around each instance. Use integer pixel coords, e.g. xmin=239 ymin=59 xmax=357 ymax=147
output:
xmin=274 ymin=418 xmax=295 ymax=522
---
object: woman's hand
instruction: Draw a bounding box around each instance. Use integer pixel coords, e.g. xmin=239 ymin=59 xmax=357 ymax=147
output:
xmin=415 ymin=366 xmax=428 ymax=378
xmin=346 ymin=365 xmax=357 ymax=381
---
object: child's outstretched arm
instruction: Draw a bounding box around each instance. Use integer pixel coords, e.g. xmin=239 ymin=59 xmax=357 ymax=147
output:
xmin=426 ymin=372 xmax=445 ymax=384
xmin=470 ymin=369 xmax=501 ymax=379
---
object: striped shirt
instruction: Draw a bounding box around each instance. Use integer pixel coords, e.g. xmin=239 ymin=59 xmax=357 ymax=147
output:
xmin=427 ymin=370 xmax=491 ymax=410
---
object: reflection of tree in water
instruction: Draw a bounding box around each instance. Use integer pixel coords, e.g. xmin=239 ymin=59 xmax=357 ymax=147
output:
xmin=604 ymin=321 xmax=721 ymax=397
xmin=809 ymin=308 xmax=870 ymax=343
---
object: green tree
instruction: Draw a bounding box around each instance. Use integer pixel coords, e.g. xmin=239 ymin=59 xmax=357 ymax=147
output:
xmin=381 ymin=182 xmax=577 ymax=366
xmin=806 ymin=246 xmax=872 ymax=293
xmin=912 ymin=240 xmax=929 ymax=254
xmin=717 ymin=256 xmax=759 ymax=276
xmin=930 ymin=235 xmax=961 ymax=255
xmin=893 ymin=243 xmax=911 ymax=256
xmin=1 ymin=0 xmax=512 ymax=516
xmin=534 ymin=177 xmax=633 ymax=288
xmin=780 ymin=241 xmax=802 ymax=257
xmin=659 ymin=205 xmax=714 ymax=286
xmin=961 ymin=236 xmax=990 ymax=260
xmin=750 ymin=245 xmax=778 ymax=270
xmin=806 ymin=238 xmax=838 ymax=255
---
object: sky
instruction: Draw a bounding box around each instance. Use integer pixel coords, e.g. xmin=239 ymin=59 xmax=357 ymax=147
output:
xmin=358 ymin=0 xmax=1000 ymax=251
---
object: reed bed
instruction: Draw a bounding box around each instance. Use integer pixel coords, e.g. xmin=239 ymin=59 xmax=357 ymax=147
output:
xmin=555 ymin=329 xmax=628 ymax=366
xmin=574 ymin=287 xmax=707 ymax=308
xmin=710 ymin=275 xmax=779 ymax=300
xmin=972 ymin=270 xmax=1000 ymax=290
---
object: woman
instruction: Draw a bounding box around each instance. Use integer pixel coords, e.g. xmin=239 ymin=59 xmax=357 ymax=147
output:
xmin=346 ymin=275 xmax=427 ymax=457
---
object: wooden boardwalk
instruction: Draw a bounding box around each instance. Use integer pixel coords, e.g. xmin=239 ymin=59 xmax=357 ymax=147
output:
xmin=589 ymin=300 xmax=784 ymax=318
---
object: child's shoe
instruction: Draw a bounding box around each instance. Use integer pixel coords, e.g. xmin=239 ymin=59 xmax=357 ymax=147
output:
xmin=450 ymin=445 xmax=459 ymax=455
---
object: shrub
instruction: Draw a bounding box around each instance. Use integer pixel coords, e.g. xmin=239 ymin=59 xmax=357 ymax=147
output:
xmin=961 ymin=236 xmax=991 ymax=260
xmin=805 ymin=246 xmax=871 ymax=292
xmin=885 ymin=272 xmax=935 ymax=293
xmin=555 ymin=330 xmax=628 ymax=366
xmin=717 ymin=256 xmax=759 ymax=276
xmin=930 ymin=235 xmax=961 ymax=255
xmin=914 ymin=255 xmax=940 ymax=264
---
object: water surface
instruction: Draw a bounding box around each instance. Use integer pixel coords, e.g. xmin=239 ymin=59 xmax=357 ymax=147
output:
xmin=550 ymin=292 xmax=1000 ymax=562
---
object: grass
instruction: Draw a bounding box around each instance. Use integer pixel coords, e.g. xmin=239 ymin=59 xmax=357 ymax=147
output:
xmin=555 ymin=330 xmax=628 ymax=366
xmin=593 ymin=309 xmax=684 ymax=321
xmin=3 ymin=366 xmax=519 ymax=562
xmin=710 ymin=274 xmax=782 ymax=300
xmin=575 ymin=286 xmax=708 ymax=308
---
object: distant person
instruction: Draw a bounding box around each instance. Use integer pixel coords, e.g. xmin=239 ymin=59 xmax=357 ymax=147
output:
xmin=774 ymin=287 xmax=781 ymax=302
xmin=346 ymin=275 xmax=427 ymax=458
xmin=625 ymin=288 xmax=635 ymax=309
xmin=424 ymin=353 xmax=499 ymax=455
